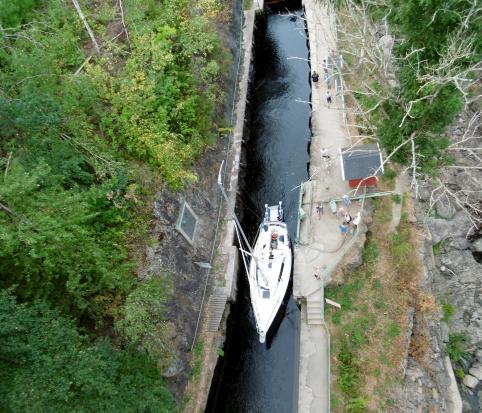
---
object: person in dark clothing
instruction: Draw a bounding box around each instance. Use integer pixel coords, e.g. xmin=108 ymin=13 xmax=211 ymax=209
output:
xmin=311 ymin=71 xmax=319 ymax=84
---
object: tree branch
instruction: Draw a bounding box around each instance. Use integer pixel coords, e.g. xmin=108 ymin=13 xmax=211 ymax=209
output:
xmin=71 ymin=0 xmax=101 ymax=55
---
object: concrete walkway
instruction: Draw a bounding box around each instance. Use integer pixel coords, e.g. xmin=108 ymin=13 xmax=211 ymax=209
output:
xmin=295 ymin=2 xmax=360 ymax=412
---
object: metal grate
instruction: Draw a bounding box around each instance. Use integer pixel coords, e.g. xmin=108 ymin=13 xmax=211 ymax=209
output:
xmin=176 ymin=201 xmax=198 ymax=244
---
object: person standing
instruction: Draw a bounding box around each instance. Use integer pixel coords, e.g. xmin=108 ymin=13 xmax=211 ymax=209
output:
xmin=316 ymin=203 xmax=323 ymax=219
xmin=311 ymin=70 xmax=319 ymax=85
xmin=324 ymin=71 xmax=331 ymax=89
xmin=326 ymin=90 xmax=332 ymax=105
xmin=342 ymin=194 xmax=351 ymax=208
xmin=353 ymin=212 xmax=361 ymax=230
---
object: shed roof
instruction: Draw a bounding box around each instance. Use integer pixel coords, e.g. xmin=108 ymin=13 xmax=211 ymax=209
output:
xmin=340 ymin=143 xmax=383 ymax=181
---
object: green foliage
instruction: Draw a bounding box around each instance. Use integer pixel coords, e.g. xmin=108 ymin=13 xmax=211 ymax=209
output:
xmin=391 ymin=194 xmax=401 ymax=204
xmin=97 ymin=0 xmax=226 ymax=189
xmin=381 ymin=166 xmax=396 ymax=185
xmin=362 ymin=235 xmax=379 ymax=267
xmin=0 ymin=290 xmax=174 ymax=412
xmin=433 ymin=238 xmax=450 ymax=256
xmin=390 ymin=232 xmax=411 ymax=266
xmin=0 ymin=0 xmax=40 ymax=27
xmin=0 ymin=162 xmax=133 ymax=315
xmin=116 ymin=276 xmax=175 ymax=363
xmin=390 ymin=0 xmax=480 ymax=62
xmin=446 ymin=333 xmax=469 ymax=362
xmin=346 ymin=396 xmax=368 ymax=413
xmin=338 ymin=343 xmax=359 ymax=394
xmin=455 ymin=367 xmax=465 ymax=380
xmin=191 ymin=340 xmax=204 ymax=379
xmin=244 ymin=0 xmax=254 ymax=10
xmin=0 ymin=0 xmax=229 ymax=409
xmin=386 ymin=322 xmax=401 ymax=340
xmin=345 ymin=321 xmax=369 ymax=349
xmin=442 ymin=301 xmax=455 ymax=323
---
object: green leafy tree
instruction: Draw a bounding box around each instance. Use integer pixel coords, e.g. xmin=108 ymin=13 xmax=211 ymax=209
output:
xmin=0 ymin=161 xmax=133 ymax=314
xmin=116 ymin=276 xmax=176 ymax=366
xmin=0 ymin=0 xmax=41 ymax=27
xmin=0 ymin=290 xmax=175 ymax=413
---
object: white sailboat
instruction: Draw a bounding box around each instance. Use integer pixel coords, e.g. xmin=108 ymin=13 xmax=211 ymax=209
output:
xmin=217 ymin=162 xmax=292 ymax=343
xmin=246 ymin=203 xmax=292 ymax=343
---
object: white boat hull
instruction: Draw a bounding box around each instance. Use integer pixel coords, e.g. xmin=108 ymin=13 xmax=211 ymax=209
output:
xmin=248 ymin=219 xmax=292 ymax=343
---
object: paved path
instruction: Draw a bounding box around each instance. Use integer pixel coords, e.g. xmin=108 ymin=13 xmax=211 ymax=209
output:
xmin=298 ymin=311 xmax=330 ymax=413
xmin=295 ymin=2 xmax=360 ymax=412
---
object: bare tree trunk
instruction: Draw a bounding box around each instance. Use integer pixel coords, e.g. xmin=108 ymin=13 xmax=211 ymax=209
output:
xmin=4 ymin=152 xmax=12 ymax=178
xmin=0 ymin=22 xmax=10 ymax=47
xmin=118 ymin=0 xmax=130 ymax=44
xmin=0 ymin=201 xmax=16 ymax=216
xmin=74 ymin=55 xmax=92 ymax=75
xmin=71 ymin=0 xmax=101 ymax=55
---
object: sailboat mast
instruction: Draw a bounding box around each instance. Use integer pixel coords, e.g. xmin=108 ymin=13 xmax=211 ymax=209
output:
xmin=217 ymin=161 xmax=254 ymax=255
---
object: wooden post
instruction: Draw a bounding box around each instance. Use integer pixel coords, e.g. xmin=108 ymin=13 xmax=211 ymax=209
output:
xmin=325 ymin=298 xmax=341 ymax=309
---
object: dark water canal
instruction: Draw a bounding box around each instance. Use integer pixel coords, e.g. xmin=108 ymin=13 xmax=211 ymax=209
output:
xmin=206 ymin=7 xmax=311 ymax=412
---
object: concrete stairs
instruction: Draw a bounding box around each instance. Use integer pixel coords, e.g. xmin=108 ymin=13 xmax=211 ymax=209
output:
xmin=206 ymin=287 xmax=228 ymax=332
xmin=306 ymin=287 xmax=324 ymax=325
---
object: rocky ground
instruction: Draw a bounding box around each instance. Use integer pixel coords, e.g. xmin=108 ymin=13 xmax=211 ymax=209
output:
xmin=395 ymin=104 xmax=482 ymax=412
xmin=146 ymin=142 xmax=226 ymax=401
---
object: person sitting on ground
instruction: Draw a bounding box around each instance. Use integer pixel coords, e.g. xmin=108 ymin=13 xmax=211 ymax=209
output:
xmin=270 ymin=232 xmax=278 ymax=249
xmin=343 ymin=213 xmax=352 ymax=225
xmin=339 ymin=224 xmax=349 ymax=236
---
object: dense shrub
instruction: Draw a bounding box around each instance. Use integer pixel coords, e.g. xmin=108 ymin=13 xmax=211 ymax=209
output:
xmin=0 ymin=291 xmax=174 ymax=413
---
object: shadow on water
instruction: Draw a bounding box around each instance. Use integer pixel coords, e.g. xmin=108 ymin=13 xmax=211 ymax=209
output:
xmin=206 ymin=7 xmax=310 ymax=413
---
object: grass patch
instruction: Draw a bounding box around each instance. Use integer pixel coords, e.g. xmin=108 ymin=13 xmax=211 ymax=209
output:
xmin=326 ymin=195 xmax=418 ymax=411
xmin=386 ymin=322 xmax=401 ymax=340
xmin=391 ymin=194 xmax=401 ymax=204
xmin=346 ymin=397 xmax=368 ymax=412
xmin=244 ymin=0 xmax=253 ymax=10
xmin=455 ymin=367 xmax=465 ymax=380
xmin=446 ymin=333 xmax=468 ymax=362
xmin=442 ymin=301 xmax=455 ymax=323
xmin=390 ymin=232 xmax=412 ymax=266
xmin=380 ymin=166 xmax=397 ymax=189
xmin=191 ymin=340 xmax=204 ymax=380
xmin=433 ymin=238 xmax=450 ymax=256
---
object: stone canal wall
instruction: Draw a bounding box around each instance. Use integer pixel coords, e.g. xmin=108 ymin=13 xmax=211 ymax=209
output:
xmin=182 ymin=4 xmax=262 ymax=411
